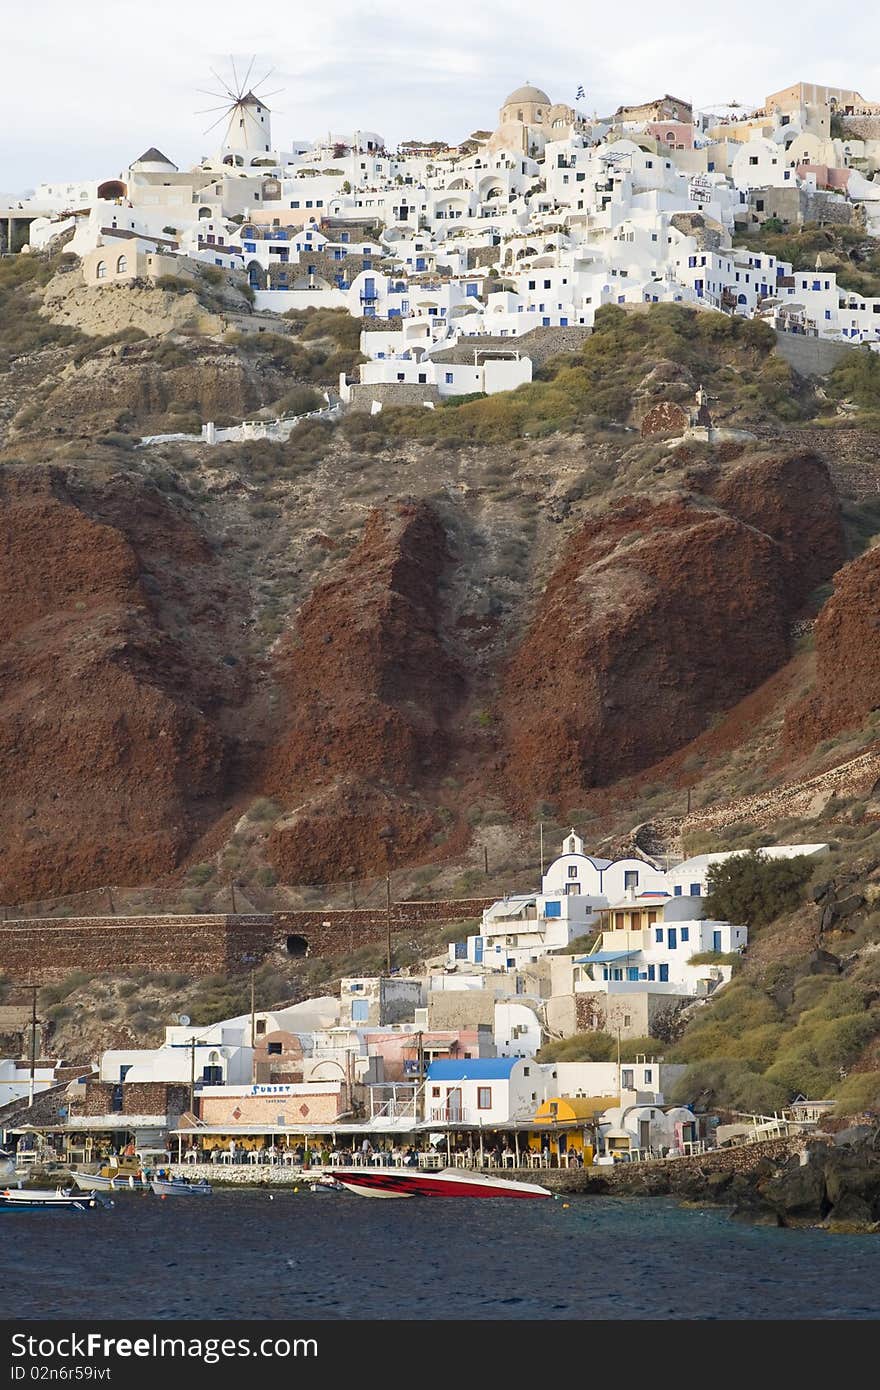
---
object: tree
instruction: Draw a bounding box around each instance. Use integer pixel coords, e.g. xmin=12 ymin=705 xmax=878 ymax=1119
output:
xmin=704 ymin=850 xmax=814 ymax=929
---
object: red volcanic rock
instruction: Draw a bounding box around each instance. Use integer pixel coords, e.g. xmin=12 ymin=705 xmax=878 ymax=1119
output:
xmin=499 ymin=451 xmax=843 ymax=807
xmin=706 ymin=450 xmax=844 ymax=609
xmin=264 ymin=500 xmax=463 ymax=880
xmin=267 ymin=782 xmax=441 ymax=885
xmin=0 ymin=470 xmax=230 ymax=901
xmin=784 ymin=545 xmax=880 ymax=750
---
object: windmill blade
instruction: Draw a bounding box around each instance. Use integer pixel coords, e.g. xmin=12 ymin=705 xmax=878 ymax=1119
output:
xmin=203 ymin=111 xmax=231 ymax=136
xmin=257 ymin=89 xmax=284 ymax=103
xmin=253 ymin=66 xmax=277 ymax=93
xmin=230 ymin=55 xmax=240 ymax=96
xmin=210 ymin=66 xmax=237 ymax=100
xmin=239 ymin=55 xmax=256 ymax=95
xmin=195 ymin=103 xmax=232 ymax=115
xmin=196 ymin=87 xmax=231 ymax=100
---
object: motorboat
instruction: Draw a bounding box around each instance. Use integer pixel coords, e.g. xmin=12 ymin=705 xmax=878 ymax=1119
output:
xmin=333 ymin=1167 xmax=552 ymax=1199
xmin=309 ymin=1173 xmax=343 ymax=1193
xmin=151 ymin=1176 xmax=213 ymax=1197
xmin=0 ymin=1186 xmax=104 ymax=1212
xmin=71 ymin=1156 xmax=146 ymax=1191
xmin=70 ymin=1169 xmax=147 ymax=1192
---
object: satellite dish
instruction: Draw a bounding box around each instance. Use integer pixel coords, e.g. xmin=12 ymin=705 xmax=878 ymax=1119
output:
xmin=178 ymin=1014 xmax=191 ymax=1027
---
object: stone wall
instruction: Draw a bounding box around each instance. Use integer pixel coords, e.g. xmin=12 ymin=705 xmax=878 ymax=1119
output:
xmin=841 ymin=117 xmax=880 ymax=140
xmin=773 ymin=329 xmax=857 ymax=376
xmin=0 ymin=899 xmax=494 ymax=982
xmin=81 ymin=1081 xmax=189 ymax=1118
xmin=347 ymin=381 xmax=442 ymax=411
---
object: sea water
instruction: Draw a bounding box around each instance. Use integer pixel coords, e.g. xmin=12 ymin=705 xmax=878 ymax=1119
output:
xmin=2 ymin=1192 xmax=879 ymax=1320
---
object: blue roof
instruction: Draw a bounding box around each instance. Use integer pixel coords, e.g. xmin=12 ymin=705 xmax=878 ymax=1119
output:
xmin=426 ymin=1059 xmax=519 ymax=1081
xmin=575 ymin=950 xmax=639 ymax=964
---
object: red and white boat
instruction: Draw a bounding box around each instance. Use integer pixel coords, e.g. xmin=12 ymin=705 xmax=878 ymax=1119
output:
xmin=333 ymin=1167 xmax=552 ymax=1200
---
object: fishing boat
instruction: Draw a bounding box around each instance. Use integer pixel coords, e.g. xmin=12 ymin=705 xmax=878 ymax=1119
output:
xmin=150 ymin=1176 xmax=213 ymax=1197
xmin=0 ymin=1186 xmax=103 ymax=1212
xmin=333 ymin=1167 xmax=552 ymax=1200
xmin=71 ymin=1156 xmax=146 ymax=1192
xmin=70 ymin=1170 xmax=146 ymax=1192
xmin=309 ymin=1173 xmax=343 ymax=1193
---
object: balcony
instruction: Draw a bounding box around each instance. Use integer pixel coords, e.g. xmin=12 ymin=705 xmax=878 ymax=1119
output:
xmin=360 ymin=291 xmax=378 ymax=303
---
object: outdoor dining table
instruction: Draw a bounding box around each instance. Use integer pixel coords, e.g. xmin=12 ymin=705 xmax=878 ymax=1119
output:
xmin=417 ymin=1153 xmax=444 ymax=1169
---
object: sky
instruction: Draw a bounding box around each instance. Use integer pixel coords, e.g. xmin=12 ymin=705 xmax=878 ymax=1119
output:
xmin=3 ymin=0 xmax=880 ymax=194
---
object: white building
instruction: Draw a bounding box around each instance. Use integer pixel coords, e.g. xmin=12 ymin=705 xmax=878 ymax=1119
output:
xmin=450 ymin=830 xmax=668 ymax=970
xmin=424 ymin=1057 xmax=554 ymax=1126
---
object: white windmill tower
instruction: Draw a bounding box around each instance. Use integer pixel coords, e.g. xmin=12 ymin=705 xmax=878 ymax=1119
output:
xmin=197 ymin=59 xmax=282 ymax=159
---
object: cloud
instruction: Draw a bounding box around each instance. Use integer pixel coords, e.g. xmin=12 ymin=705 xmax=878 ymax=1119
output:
xmin=2 ymin=0 xmax=880 ymax=189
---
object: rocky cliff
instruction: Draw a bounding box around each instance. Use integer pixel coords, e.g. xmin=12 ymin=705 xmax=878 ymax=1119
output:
xmin=0 ymin=466 xmax=246 ymax=900
xmin=264 ymin=500 xmax=465 ymax=880
xmin=785 ymin=544 xmax=880 ymax=751
xmin=498 ymin=451 xmax=843 ymax=806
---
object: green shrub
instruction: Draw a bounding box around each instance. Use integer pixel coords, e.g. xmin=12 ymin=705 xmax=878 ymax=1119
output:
xmin=187 ymin=863 xmax=216 ymax=886
xmin=40 ymin=971 xmax=91 ymax=1007
xmin=248 ymin=797 xmax=281 ymax=823
xmin=538 ymin=1032 xmax=617 ymax=1062
xmin=833 ymin=1072 xmax=880 ymax=1115
xmin=704 ymin=850 xmax=814 ymax=928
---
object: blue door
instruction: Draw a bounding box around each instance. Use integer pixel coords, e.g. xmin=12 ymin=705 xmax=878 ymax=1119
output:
xmin=667 ymin=928 xmax=677 ymax=949
xmin=713 ymin=930 xmax=722 ymax=953
xmin=474 ymin=937 xmax=484 ymax=963
xmin=659 ymin=964 xmax=669 ymax=983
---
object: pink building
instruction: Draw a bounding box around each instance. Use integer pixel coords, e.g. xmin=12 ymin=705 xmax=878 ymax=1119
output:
xmin=646 ymin=122 xmax=695 ymax=150
xmin=797 ymin=163 xmax=850 ymax=191
xmin=363 ymin=1028 xmax=493 ymax=1083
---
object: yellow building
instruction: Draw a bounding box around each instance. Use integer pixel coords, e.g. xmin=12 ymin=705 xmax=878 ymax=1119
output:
xmin=528 ymin=1095 xmax=614 ymax=1161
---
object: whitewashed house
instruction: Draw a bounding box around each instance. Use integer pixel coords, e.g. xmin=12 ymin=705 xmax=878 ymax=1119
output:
xmin=450 ymin=831 xmax=668 ymax=970
xmin=423 ymin=1057 xmax=554 ymax=1126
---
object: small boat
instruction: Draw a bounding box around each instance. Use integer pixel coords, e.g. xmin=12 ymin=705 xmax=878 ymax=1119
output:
xmin=0 ymin=1186 xmax=102 ymax=1212
xmin=151 ymin=1176 xmax=213 ymax=1197
xmin=309 ymin=1173 xmax=342 ymax=1193
xmin=71 ymin=1170 xmax=147 ymax=1192
xmin=333 ymin=1167 xmax=552 ymax=1200
xmin=71 ymin=1156 xmax=146 ymax=1192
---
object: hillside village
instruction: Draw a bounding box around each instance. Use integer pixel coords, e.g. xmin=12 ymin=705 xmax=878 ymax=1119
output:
xmin=6 ymin=76 xmax=880 ymax=420
xmin=3 ymin=69 xmax=880 ymax=1215
xmin=0 ymin=833 xmax=836 ymax=1176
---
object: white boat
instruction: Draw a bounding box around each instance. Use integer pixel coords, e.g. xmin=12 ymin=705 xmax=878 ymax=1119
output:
xmin=71 ymin=1170 xmax=147 ymax=1192
xmin=151 ymin=1176 xmax=212 ymax=1197
xmin=1 ymin=1186 xmax=101 ymax=1211
xmin=333 ymin=1167 xmax=553 ymax=1200
xmin=309 ymin=1174 xmax=342 ymax=1193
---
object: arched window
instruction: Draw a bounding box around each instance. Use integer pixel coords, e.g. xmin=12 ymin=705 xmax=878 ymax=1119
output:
xmin=568 ymin=838 xmax=576 ymax=853
xmin=116 ymin=255 xmax=127 ymax=274
xmin=96 ymin=260 xmax=107 ymax=279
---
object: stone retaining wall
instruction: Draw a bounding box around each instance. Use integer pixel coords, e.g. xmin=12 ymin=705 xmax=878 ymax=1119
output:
xmin=0 ymin=900 xmax=493 ymax=981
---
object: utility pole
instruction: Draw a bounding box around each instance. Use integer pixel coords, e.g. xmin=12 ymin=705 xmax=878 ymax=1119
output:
xmin=230 ymin=881 xmax=237 ymax=914
xmin=386 ymin=873 xmax=393 ymax=977
xmin=250 ymin=969 xmax=256 ymax=1082
xmin=540 ymin=822 xmax=545 ymax=876
xmin=189 ymin=1036 xmax=196 ymax=1115
xmin=106 ymin=886 xmax=115 ymax=916
xmin=484 ymin=845 xmax=489 ymax=876
xmin=28 ymin=985 xmax=38 ymax=1107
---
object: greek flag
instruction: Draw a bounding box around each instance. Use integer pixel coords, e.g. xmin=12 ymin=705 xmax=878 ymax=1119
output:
xmin=576 ymin=85 xmax=585 ymax=101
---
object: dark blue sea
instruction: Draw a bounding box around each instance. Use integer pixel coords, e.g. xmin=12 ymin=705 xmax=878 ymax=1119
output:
xmin=2 ymin=1191 xmax=879 ymax=1319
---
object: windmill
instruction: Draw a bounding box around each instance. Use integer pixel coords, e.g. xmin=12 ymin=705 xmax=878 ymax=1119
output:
xmin=196 ymin=58 xmax=283 ymax=156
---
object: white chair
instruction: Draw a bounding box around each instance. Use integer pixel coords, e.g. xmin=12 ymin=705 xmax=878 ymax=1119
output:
xmin=247 ymin=1150 xmax=262 ymax=1165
